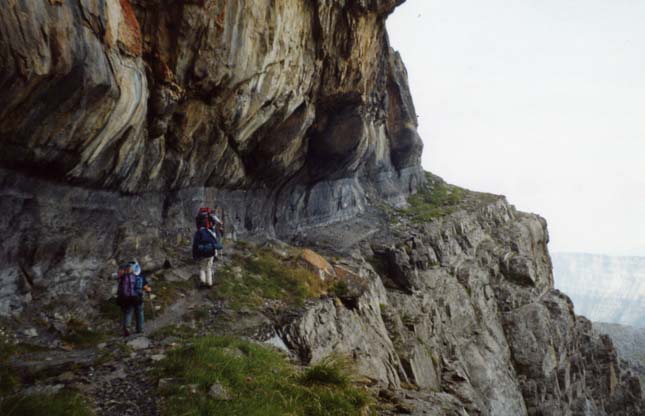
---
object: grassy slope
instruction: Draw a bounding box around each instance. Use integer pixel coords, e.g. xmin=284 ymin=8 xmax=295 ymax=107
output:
xmin=156 ymin=336 xmax=371 ymax=416
xmin=400 ymin=172 xmax=500 ymax=223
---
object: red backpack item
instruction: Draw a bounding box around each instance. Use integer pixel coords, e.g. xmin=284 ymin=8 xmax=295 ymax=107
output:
xmin=195 ymin=207 xmax=213 ymax=230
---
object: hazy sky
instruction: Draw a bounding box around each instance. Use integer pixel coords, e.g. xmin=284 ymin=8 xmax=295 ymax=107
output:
xmin=387 ymin=0 xmax=645 ymax=256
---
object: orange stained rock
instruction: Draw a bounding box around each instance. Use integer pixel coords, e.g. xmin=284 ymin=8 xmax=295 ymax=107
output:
xmin=300 ymin=249 xmax=335 ymax=280
xmin=118 ymin=0 xmax=143 ymax=57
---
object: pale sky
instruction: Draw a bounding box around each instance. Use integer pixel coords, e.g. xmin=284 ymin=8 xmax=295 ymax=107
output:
xmin=387 ymin=0 xmax=645 ymax=256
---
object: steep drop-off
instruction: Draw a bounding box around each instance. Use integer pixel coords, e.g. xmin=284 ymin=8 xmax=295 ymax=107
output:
xmin=594 ymin=322 xmax=645 ymax=393
xmin=0 ymin=1 xmax=643 ymax=415
xmin=553 ymin=253 xmax=645 ymax=328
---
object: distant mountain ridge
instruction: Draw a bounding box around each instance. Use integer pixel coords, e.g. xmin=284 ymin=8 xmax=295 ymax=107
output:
xmin=553 ymin=252 xmax=645 ymax=328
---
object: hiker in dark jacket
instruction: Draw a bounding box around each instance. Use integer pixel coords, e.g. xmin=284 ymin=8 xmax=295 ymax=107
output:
xmin=193 ymin=227 xmax=221 ymax=287
xmin=116 ymin=261 xmax=152 ymax=337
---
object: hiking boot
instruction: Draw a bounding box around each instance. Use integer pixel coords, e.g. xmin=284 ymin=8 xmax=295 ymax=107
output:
xmin=123 ymin=329 xmax=130 ymax=337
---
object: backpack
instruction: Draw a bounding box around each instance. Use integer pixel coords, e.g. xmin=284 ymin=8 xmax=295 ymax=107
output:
xmin=195 ymin=207 xmax=214 ymax=230
xmin=116 ymin=264 xmax=140 ymax=306
xmin=192 ymin=228 xmax=222 ymax=260
xmin=134 ymin=275 xmax=145 ymax=297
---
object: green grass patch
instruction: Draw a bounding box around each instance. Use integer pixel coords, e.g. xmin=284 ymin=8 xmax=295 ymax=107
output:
xmin=0 ymin=390 xmax=94 ymax=416
xmin=401 ymin=172 xmax=465 ymax=222
xmin=329 ymin=280 xmax=350 ymax=299
xmin=98 ymin=298 xmax=122 ymax=321
xmin=0 ymin=331 xmax=61 ymax=398
xmin=0 ymin=336 xmax=21 ymax=396
xmin=155 ymin=336 xmax=371 ymax=416
xmin=150 ymin=324 xmax=197 ymax=341
xmin=0 ymin=366 xmax=21 ymax=397
xmin=211 ymin=248 xmax=325 ymax=309
xmin=146 ymin=280 xmax=195 ymax=316
xmin=61 ymin=319 xmax=107 ymax=349
xmin=0 ymin=340 xmax=18 ymax=363
xmin=299 ymin=356 xmax=352 ymax=387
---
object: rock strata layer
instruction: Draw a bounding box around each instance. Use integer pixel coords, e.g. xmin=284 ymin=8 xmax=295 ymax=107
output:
xmin=0 ymin=0 xmax=421 ymax=193
xmin=0 ymin=0 xmax=422 ymax=314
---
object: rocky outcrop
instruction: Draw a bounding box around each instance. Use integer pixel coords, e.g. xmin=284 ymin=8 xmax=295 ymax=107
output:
xmin=281 ymin=196 xmax=643 ymax=415
xmin=0 ymin=0 xmax=420 ymax=192
xmin=0 ymin=0 xmax=422 ymax=314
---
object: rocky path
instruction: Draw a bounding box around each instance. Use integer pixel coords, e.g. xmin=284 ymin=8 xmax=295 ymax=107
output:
xmin=89 ymin=357 xmax=158 ymax=416
xmin=8 ymin=278 xmax=221 ymax=416
xmin=88 ymin=286 xmax=217 ymax=416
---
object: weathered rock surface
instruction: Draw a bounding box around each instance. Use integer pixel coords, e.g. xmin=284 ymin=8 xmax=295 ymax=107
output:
xmin=282 ymin=197 xmax=643 ymax=415
xmin=1 ymin=0 xmax=420 ymax=194
xmin=0 ymin=0 xmax=422 ymax=315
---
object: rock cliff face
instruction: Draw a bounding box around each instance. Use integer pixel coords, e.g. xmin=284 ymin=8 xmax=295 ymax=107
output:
xmin=0 ymin=0 xmax=421 ymax=192
xmin=282 ymin=190 xmax=643 ymax=415
xmin=0 ymin=0 xmax=422 ymax=314
xmin=0 ymin=1 xmax=642 ymax=415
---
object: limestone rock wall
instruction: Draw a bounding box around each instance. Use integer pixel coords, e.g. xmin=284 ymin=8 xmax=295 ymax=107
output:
xmin=0 ymin=0 xmax=422 ymax=314
xmin=281 ymin=198 xmax=644 ymax=415
xmin=0 ymin=0 xmax=421 ymax=192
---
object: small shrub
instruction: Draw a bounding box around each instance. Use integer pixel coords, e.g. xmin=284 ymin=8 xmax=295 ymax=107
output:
xmin=299 ymin=356 xmax=352 ymax=387
xmin=401 ymin=172 xmax=465 ymax=222
xmin=329 ymin=280 xmax=349 ymax=299
xmin=0 ymin=334 xmax=50 ymax=397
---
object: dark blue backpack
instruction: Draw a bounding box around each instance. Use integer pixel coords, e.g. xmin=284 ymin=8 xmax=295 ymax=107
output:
xmin=192 ymin=229 xmax=222 ymax=260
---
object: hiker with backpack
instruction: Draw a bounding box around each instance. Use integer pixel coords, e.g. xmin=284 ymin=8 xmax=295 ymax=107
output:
xmin=116 ymin=261 xmax=152 ymax=337
xmin=196 ymin=207 xmax=224 ymax=257
xmin=193 ymin=208 xmax=223 ymax=288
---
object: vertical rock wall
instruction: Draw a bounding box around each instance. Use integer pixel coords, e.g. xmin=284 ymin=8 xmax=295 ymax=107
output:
xmin=0 ymin=0 xmax=423 ymax=314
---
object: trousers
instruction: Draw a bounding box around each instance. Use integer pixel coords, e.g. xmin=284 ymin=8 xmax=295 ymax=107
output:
xmin=122 ymin=302 xmax=144 ymax=334
xmin=200 ymin=256 xmax=214 ymax=286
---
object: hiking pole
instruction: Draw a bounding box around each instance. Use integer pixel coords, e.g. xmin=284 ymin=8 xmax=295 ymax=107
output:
xmin=148 ymin=291 xmax=156 ymax=320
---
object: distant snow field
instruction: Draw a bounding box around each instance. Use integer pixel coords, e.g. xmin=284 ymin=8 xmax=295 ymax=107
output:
xmin=552 ymin=253 xmax=645 ymax=328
